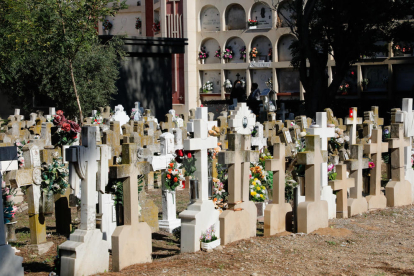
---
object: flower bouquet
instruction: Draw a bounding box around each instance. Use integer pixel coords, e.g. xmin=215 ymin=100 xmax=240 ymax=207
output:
xmin=52 ymin=110 xmax=81 ymax=147
xmin=176 ymin=150 xmax=197 ymax=179
xmin=203 ymin=81 xmax=214 ymax=93
xmin=2 ymin=186 xmax=17 ymax=223
xmin=164 ymin=160 xmax=183 ymax=191
xmin=15 ymin=140 xmax=26 ymax=168
xmin=240 ymin=46 xmax=247 ymax=61
xmin=214 ymin=48 xmax=221 ymax=59
xmin=339 ymin=83 xmax=350 ymax=95
xmin=135 ymin=18 xmax=142 ymax=30
xmin=153 ymin=20 xmax=161 ymax=32
xmin=222 ymin=47 xmax=234 ymax=61
xmin=250 ymin=47 xmax=259 ymax=61
xmin=224 ymin=79 xmax=232 ymax=91
xmin=199 ymin=47 xmax=209 ymax=63
xmin=328 ymin=163 xmax=337 ymax=181
xmin=200 ymin=225 xmax=220 ymax=250
xmin=41 ymin=156 xmax=69 ymax=195
xmin=248 ymin=19 xmax=258 ymax=28
xmin=92 ymin=112 xmax=103 ymax=125
xmin=393 ymin=43 xmax=413 ymax=56
xmin=103 ymin=20 xmax=112 ymax=31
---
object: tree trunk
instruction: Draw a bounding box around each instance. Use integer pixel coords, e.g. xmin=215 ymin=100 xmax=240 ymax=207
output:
xmin=69 ymin=58 xmax=83 ymax=125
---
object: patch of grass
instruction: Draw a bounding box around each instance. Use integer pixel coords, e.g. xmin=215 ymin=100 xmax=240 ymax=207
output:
xmin=218 ymin=263 xmax=225 ymax=270
xmin=326 ymin=241 xmax=336 ymax=246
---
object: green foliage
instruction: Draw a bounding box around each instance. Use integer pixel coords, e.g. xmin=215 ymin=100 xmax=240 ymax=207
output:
xmin=285 ymin=176 xmax=298 ymax=202
xmin=0 ymin=0 xmax=127 ymax=119
xmin=164 ymin=160 xmax=183 ymax=191
xmin=179 ymin=154 xmax=197 ymax=178
xmin=40 ymin=157 xmax=69 ymax=195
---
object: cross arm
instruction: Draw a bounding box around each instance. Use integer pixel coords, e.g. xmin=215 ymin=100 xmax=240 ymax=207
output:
xmin=217 ymin=151 xmax=235 ymax=165
xmin=297 ymin=150 xmax=328 ymax=165
xmin=7 ymin=168 xmax=34 ymax=188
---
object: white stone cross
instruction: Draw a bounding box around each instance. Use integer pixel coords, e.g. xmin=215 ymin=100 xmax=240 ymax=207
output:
xmin=228 ymin=103 xmax=256 ymax=135
xmin=345 ymin=107 xmax=362 ymax=145
xmin=251 ymin=122 xmax=267 ymax=151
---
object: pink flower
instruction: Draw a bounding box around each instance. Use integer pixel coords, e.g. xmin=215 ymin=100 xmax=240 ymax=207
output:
xmin=369 ymin=162 xmax=375 ymax=169
xmin=328 ymin=164 xmax=334 ymax=172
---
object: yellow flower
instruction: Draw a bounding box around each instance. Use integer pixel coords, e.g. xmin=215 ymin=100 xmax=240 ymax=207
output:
xmin=256 ymin=186 xmax=261 ymax=191
xmin=260 ymin=194 xmax=264 ymax=198
xmin=251 ymin=191 xmax=257 ymax=196
xmin=254 ymin=178 xmax=258 ymax=182
xmin=261 ymin=186 xmax=265 ymax=189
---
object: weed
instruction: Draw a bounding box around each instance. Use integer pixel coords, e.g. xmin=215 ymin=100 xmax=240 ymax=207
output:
xmin=326 ymin=241 xmax=336 ymax=246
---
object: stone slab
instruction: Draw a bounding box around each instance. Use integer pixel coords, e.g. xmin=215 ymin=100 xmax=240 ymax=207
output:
xmin=0 ymin=244 xmax=24 ymax=276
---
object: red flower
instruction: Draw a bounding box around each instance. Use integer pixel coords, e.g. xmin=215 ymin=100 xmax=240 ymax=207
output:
xmin=68 ymin=120 xmax=81 ymax=133
xmin=53 ymin=115 xmax=66 ymax=126
xmin=71 ymin=133 xmax=78 ymax=139
xmin=351 ymin=71 xmax=355 ymax=75
xmin=61 ymin=123 xmax=70 ymax=132
xmin=167 ymin=174 xmax=171 ymax=179
xmin=187 ymin=152 xmax=192 ymax=158
xmin=56 ymin=110 xmax=64 ymax=116
xmin=174 ymin=177 xmax=178 ymax=182
xmin=177 ymin=150 xmax=183 ymax=157
xmin=168 ymin=169 xmax=172 ymax=173
xmin=169 ymin=162 xmax=174 ymax=168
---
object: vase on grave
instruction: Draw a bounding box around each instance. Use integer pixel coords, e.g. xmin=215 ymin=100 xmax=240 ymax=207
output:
xmin=115 ymin=203 xmax=124 ymax=226
xmin=201 ymin=59 xmax=205 ymax=64
xmin=200 ymin=238 xmax=221 ymax=250
xmin=190 ymin=179 xmax=199 ymax=202
xmin=40 ymin=190 xmax=54 ymax=217
xmin=6 ymin=222 xmax=17 ymax=242
xmin=3 ymin=206 xmax=14 ymax=223
xmin=255 ymin=202 xmax=266 ymax=218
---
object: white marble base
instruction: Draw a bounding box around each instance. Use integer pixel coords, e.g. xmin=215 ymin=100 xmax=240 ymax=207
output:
xmin=321 ymin=185 xmax=337 ymax=219
xmin=0 ymin=244 xmax=24 ymax=276
xmin=159 ymin=218 xmax=181 ymax=233
xmin=201 ymin=238 xmax=220 ymax=250
xmin=59 ymin=229 xmax=109 ymax=276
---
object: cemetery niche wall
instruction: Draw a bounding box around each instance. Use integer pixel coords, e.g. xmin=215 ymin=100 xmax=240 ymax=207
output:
xmin=105 ymin=36 xmax=187 ymax=122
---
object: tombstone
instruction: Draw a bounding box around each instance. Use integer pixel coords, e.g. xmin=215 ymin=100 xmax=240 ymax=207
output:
xmin=344 ymin=145 xmax=369 ymax=216
xmin=307 ymin=112 xmax=337 ymax=219
xmin=8 ymin=144 xmax=54 ymax=254
xmin=296 ymin=135 xmax=329 ymax=233
xmin=112 ymin=105 xmax=130 ymax=134
xmin=148 ymin=132 xmax=175 ymax=171
xmin=277 ymin=103 xmax=289 ymax=122
xmin=218 ymin=134 xmax=258 ymax=245
xmin=200 ymin=5 xmax=220 ymax=32
xmin=59 ymin=127 xmax=109 ymax=276
xmin=133 ymin=102 xmax=144 ymax=121
xmin=99 ymin=106 xmax=111 ymax=120
xmin=386 ymin=123 xmax=412 ymax=207
xmin=179 ymin=107 xmax=220 ymax=253
xmin=161 ymin=114 xmax=176 ymax=133
xmin=345 ymin=107 xmax=362 ymax=145
xmin=264 ymin=142 xmax=292 ymax=235
xmin=328 ymin=164 xmax=355 ymax=218
xmin=395 ymin=98 xmax=414 ymax=202
xmin=295 ymin=116 xmax=308 ymax=132
xmin=364 ymin=128 xmax=388 ymax=210
xmin=229 ymin=103 xmax=256 ymax=135
xmin=251 ymin=122 xmax=267 ymax=151
xmin=102 ymin=121 xmax=122 ymax=161
xmin=278 ymin=127 xmax=295 ymax=157
xmin=27 ymin=113 xmax=38 ymax=128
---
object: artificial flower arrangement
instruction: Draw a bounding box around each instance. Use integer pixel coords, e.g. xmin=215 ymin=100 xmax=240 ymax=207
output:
xmin=153 ymin=20 xmax=161 ymax=32
xmin=250 ymin=47 xmax=259 ymax=59
xmin=250 ymin=177 xmax=267 ymax=202
xmin=175 ymin=149 xmax=197 ymax=179
xmin=259 ymin=149 xmax=272 ymax=169
xmin=222 ymin=47 xmax=234 ymax=60
xmin=198 ymin=47 xmax=209 ymax=60
xmin=212 ymin=177 xmax=228 ymax=201
xmin=164 ymin=160 xmax=183 ymax=191
xmin=208 ymin=126 xmax=221 ymax=137
xmin=130 ymin=108 xmax=140 ymax=120
xmin=52 ymin=110 xmax=81 ymax=147
xmin=224 ymin=79 xmax=232 ymax=90
xmin=327 ymin=163 xmax=337 ymax=181
xmin=92 ymin=112 xmax=103 ymax=125
xmin=339 ymin=83 xmax=350 ymax=95
xmin=135 ymin=18 xmax=142 ymax=29
xmin=240 ymin=46 xmax=247 ymax=60
xmin=248 ymin=19 xmax=258 ymax=27
xmin=203 ymin=81 xmax=214 ymax=93
xmin=208 ymin=142 xmax=222 ymax=160
xmin=2 ymin=185 xmax=17 ymax=223
xmin=200 ymin=224 xmax=218 ymax=243
xmin=15 ymin=140 xmax=26 ymax=168
xmin=103 ymin=20 xmax=113 ymax=31
xmin=41 ymin=155 xmax=69 ymax=195
xmin=393 ymin=44 xmax=413 ymax=55
xmin=214 ymin=47 xmax=221 ymax=59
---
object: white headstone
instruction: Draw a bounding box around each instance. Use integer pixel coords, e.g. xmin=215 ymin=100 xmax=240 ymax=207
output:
xmin=113 ymin=105 xmax=130 ymax=134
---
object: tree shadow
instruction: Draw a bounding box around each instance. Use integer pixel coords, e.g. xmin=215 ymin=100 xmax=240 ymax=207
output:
xmin=23 ymin=262 xmax=54 ymax=274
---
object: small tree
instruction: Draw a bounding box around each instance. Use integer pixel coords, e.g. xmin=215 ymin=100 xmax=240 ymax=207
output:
xmin=0 ymin=0 xmax=127 ymax=121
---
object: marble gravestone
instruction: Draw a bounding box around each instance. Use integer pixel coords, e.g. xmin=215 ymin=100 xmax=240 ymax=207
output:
xmin=307 ymin=112 xmax=337 ymax=219
xmin=251 ymin=122 xmax=267 ymax=151
xmin=345 ymin=107 xmax=362 ymax=145
xmin=225 ymin=4 xmax=246 ymax=30
xmin=110 ymin=143 xmax=152 ymax=271
xmin=251 ymin=2 xmax=272 ymax=28
xmin=264 ymin=142 xmax=292 ymax=236
xmin=179 ymin=107 xmax=220 ymax=253
xmin=159 ymin=172 xmax=181 ymax=233
xmin=0 ymin=146 xmax=24 ymax=276
xmin=59 ymin=127 xmax=109 ymax=276
xmin=386 ymin=123 xmax=412 ymax=207
xmin=297 ymin=135 xmax=329 ymax=234
xmin=200 ymin=6 xmax=220 ymax=32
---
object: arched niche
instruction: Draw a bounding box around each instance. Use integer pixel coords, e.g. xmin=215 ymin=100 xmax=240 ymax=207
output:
xmin=251 ymin=36 xmax=272 ymax=62
xmin=200 ymin=5 xmax=221 ymax=32
xmin=277 ymin=35 xmax=296 ymax=62
xmin=225 ymin=4 xmax=246 ymax=31
xmin=225 ymin=37 xmax=246 ymax=63
xmin=200 ymin=38 xmax=221 ymax=64
xmin=277 ymin=0 xmax=295 ymax=28
xmin=251 ymin=2 xmax=273 ymax=29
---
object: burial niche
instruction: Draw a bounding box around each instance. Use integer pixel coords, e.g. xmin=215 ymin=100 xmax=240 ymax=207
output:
xmin=225 ymin=37 xmax=246 ymax=63
xmin=277 ymin=34 xmax=296 ymax=62
xmin=225 ymin=4 xmax=246 ymax=30
xmin=201 ymin=38 xmax=220 ymax=64
xmin=251 ymin=2 xmax=273 ymax=29
xmin=251 ymin=35 xmax=272 ymax=62
xmin=277 ymin=68 xmax=300 ymax=93
xmin=200 ymin=5 xmax=221 ymax=32
xmin=277 ymin=0 xmax=295 ymax=28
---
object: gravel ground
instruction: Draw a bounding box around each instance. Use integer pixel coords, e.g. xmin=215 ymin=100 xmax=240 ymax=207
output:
xmin=12 ymin=189 xmax=414 ymax=276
